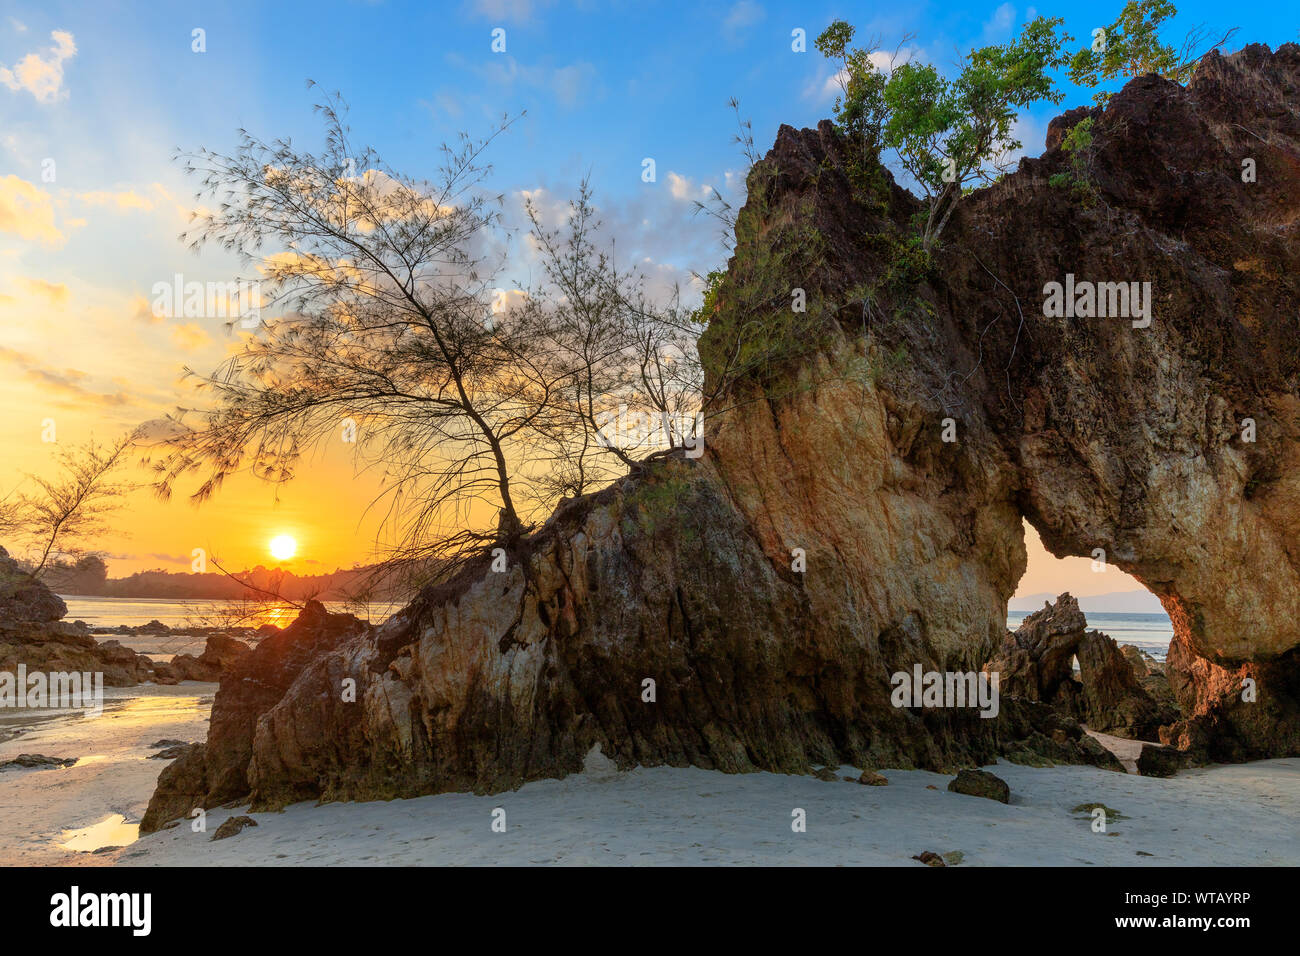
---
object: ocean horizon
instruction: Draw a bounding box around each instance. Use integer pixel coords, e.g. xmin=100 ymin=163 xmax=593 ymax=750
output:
xmin=59 ymin=595 xmax=1174 ymax=662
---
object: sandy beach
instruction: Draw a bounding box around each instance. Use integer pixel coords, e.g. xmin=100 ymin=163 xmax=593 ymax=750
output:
xmin=3 ymin=687 xmax=1296 ymax=867
xmin=0 ymin=683 xmax=214 ymax=866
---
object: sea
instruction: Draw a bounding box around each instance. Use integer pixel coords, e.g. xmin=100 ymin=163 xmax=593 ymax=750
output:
xmin=58 ymin=595 xmax=402 ymax=661
xmin=1006 ymin=610 xmax=1173 ymax=661
xmin=59 ymin=595 xmax=1175 ymax=662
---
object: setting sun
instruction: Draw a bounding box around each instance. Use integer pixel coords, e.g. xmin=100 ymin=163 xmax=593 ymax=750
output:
xmin=269 ymin=534 xmax=298 ymax=562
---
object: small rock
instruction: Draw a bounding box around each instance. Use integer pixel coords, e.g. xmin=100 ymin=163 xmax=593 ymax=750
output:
xmin=149 ymin=739 xmax=187 ymax=749
xmin=925 ymin=784 xmax=938 ymax=790
xmin=1136 ymin=851 xmax=1155 ymax=857
xmin=942 ymin=850 xmax=965 ymax=866
xmin=0 ymin=753 xmax=77 ymax=771
xmin=912 ymin=851 xmax=945 ymax=867
xmin=211 ymin=816 xmax=258 ymax=841
xmin=1136 ymin=744 xmax=1185 ymax=777
xmin=857 ymin=770 xmax=888 ymax=786
xmin=947 ymin=768 xmax=1010 ymax=803
xmin=813 ymin=766 xmax=839 ymax=781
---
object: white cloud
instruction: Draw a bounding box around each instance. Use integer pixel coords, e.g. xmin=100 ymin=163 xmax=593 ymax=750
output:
xmin=551 ymin=62 xmax=598 ymax=108
xmin=667 ymin=172 xmax=709 ymax=202
xmin=723 ymin=1 xmax=765 ymax=41
xmin=0 ymin=29 xmax=76 ymax=103
xmin=470 ymin=0 xmax=551 ymax=22
xmin=475 ymin=56 xmax=600 ymax=110
xmin=77 ymin=188 xmax=156 ymax=212
xmin=0 ymin=174 xmax=64 ymax=244
xmin=982 ymin=3 xmax=1016 ymax=41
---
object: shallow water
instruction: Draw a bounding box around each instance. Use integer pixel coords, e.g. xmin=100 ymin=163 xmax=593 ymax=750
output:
xmin=58 ymin=813 xmax=139 ymax=853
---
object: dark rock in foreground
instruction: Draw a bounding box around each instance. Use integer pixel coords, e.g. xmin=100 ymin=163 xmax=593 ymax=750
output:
xmin=0 ymin=546 xmax=66 ymax=624
xmin=947 ymin=769 xmax=1011 ymax=803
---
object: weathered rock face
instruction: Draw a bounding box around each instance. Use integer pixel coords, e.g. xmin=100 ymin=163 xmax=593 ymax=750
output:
xmin=940 ymin=45 xmax=1300 ymax=755
xmin=146 ymin=45 xmax=1300 ymax=824
xmin=1161 ymin=632 xmax=1300 ymax=761
xmin=142 ymin=472 xmax=1117 ymax=826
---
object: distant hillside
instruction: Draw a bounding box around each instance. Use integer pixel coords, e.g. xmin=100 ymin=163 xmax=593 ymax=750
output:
xmin=37 ymin=554 xmax=391 ymax=601
xmin=1009 ymin=590 xmax=1167 ymax=614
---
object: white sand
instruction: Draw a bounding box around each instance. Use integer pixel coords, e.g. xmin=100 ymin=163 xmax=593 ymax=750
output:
xmin=115 ymin=759 xmax=1298 ymax=867
xmin=4 ymin=690 xmax=1297 ymax=866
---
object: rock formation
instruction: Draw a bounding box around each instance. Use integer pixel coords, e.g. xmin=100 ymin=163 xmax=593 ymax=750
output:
xmin=986 ymin=593 xmax=1180 ymax=739
xmin=145 ymin=45 xmax=1300 ymax=826
xmin=1 ymin=547 xmax=252 ymax=687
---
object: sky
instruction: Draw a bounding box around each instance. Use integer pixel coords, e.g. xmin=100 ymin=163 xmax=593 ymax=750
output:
xmin=0 ymin=0 xmax=1287 ymax=588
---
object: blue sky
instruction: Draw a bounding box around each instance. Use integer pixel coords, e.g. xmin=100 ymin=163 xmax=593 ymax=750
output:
xmin=4 ymin=0 xmax=1283 ymax=289
xmin=0 ymin=0 xmax=1290 ymax=578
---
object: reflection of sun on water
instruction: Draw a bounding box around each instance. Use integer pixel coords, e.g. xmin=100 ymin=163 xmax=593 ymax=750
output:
xmin=252 ymin=603 xmax=301 ymax=628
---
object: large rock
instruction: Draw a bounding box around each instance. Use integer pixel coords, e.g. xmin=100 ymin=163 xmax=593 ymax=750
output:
xmin=144 ymin=45 xmax=1300 ymax=823
xmin=157 ymin=633 xmax=251 ymax=683
xmin=943 ymin=47 xmax=1300 ymax=741
xmin=1075 ymin=631 xmax=1180 ymax=739
xmin=988 ymin=594 xmax=1090 ymax=702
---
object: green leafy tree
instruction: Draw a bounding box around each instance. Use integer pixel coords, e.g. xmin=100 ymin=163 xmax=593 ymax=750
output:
xmin=815 ymin=24 xmax=900 ymax=163
xmin=820 ymin=16 xmax=1072 ymax=251
xmin=1069 ymin=0 xmax=1237 ymax=103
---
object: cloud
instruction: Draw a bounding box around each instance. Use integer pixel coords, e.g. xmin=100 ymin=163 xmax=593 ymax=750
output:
xmin=169 ymin=323 xmax=214 ymax=351
xmin=551 ymin=62 xmax=598 ymax=108
xmin=982 ymin=3 xmax=1016 ymax=41
xmin=667 ymin=172 xmax=709 ymax=202
xmin=469 ymin=0 xmax=552 ymax=22
xmin=723 ymin=1 xmax=765 ymax=42
xmin=471 ymin=55 xmax=601 ymax=110
xmin=806 ymin=46 xmax=922 ymax=103
xmin=507 ymin=175 xmax=733 ymax=303
xmin=0 ymin=346 xmax=132 ymax=408
xmin=0 ymin=174 xmax=64 ymax=244
xmin=0 ymin=29 xmax=76 ymax=103
xmin=18 ymin=277 xmax=69 ymax=304
xmin=77 ymin=189 xmax=155 ymax=212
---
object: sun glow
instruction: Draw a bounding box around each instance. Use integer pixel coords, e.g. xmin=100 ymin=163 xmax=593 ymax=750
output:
xmin=269 ymin=534 xmax=298 ymax=562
